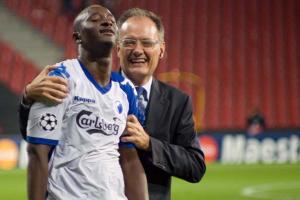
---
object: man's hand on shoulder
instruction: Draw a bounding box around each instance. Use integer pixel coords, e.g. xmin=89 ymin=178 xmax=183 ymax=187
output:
xmin=24 ymin=65 xmax=68 ymax=105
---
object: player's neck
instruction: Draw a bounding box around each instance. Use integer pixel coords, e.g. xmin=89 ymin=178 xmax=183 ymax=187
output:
xmin=79 ymin=42 xmax=113 ymax=58
xmin=78 ymin=56 xmax=112 ymax=87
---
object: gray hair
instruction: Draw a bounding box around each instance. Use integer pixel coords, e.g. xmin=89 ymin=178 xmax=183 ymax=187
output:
xmin=117 ymin=8 xmax=165 ymax=41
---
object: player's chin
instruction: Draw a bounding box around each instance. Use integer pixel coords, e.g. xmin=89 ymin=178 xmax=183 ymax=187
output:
xmin=100 ymin=35 xmax=116 ymax=44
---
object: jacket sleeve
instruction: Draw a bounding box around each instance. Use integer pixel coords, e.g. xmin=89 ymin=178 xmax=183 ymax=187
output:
xmin=18 ymin=96 xmax=31 ymax=140
xmin=146 ymin=96 xmax=206 ymax=183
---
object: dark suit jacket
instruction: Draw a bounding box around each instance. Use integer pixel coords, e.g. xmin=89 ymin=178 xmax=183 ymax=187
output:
xmin=18 ymin=78 xmax=206 ymax=200
xmin=139 ymin=79 xmax=206 ymax=200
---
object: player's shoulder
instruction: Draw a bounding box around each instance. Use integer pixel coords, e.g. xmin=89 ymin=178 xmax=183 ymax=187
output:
xmin=111 ymin=71 xmax=125 ymax=82
xmin=111 ymin=72 xmax=136 ymax=95
xmin=48 ymin=59 xmax=78 ymax=79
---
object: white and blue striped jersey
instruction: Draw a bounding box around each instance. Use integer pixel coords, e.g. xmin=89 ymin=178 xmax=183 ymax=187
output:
xmin=27 ymin=59 xmax=137 ymax=200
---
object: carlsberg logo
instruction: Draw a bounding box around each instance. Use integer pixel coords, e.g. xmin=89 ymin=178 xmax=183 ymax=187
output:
xmin=76 ymin=110 xmax=120 ymax=135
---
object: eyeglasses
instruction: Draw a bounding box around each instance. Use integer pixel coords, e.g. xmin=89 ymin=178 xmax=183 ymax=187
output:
xmin=119 ymin=38 xmax=160 ymax=50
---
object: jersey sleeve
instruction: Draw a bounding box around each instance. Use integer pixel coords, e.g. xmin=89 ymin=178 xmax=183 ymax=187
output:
xmin=26 ymin=101 xmax=68 ymax=146
xmin=118 ymin=76 xmax=138 ymax=148
xmin=123 ymin=79 xmax=138 ymax=116
xmin=27 ymin=61 xmax=72 ymax=146
xmin=127 ymin=89 xmax=138 ymax=116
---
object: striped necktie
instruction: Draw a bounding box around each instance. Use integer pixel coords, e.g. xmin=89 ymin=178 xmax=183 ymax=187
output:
xmin=136 ymin=87 xmax=147 ymax=125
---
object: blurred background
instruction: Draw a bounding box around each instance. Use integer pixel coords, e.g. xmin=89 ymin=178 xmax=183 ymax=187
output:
xmin=0 ymin=0 xmax=299 ymax=199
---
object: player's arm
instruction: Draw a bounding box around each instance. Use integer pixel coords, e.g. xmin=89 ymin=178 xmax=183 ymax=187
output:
xmin=25 ymin=64 xmax=70 ymax=200
xmin=26 ymin=100 xmax=67 ymax=200
xmin=119 ymin=81 xmax=148 ymax=200
xmin=119 ymin=147 xmax=149 ymax=200
xmin=27 ymin=143 xmax=51 ymax=200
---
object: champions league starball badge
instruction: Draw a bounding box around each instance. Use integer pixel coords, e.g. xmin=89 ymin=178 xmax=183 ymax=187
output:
xmin=39 ymin=113 xmax=58 ymax=131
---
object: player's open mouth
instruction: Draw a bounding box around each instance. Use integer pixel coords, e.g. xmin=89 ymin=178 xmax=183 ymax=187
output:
xmin=99 ymin=29 xmax=115 ymax=36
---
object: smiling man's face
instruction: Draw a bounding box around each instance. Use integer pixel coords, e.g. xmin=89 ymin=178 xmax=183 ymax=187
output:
xmin=117 ymin=16 xmax=165 ymax=86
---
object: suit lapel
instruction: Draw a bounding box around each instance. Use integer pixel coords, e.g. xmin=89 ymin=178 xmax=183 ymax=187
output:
xmin=145 ymin=79 xmax=169 ymax=136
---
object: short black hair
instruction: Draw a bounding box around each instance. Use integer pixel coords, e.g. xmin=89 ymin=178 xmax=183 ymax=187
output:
xmin=73 ymin=6 xmax=89 ymax=32
xmin=73 ymin=5 xmax=108 ymax=32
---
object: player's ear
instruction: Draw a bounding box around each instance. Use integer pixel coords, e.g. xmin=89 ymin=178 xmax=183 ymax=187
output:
xmin=73 ymin=32 xmax=81 ymax=44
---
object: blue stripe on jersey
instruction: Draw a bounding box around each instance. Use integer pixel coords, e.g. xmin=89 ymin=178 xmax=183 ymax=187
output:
xmin=27 ymin=136 xmax=58 ymax=146
xmin=111 ymin=71 xmax=125 ymax=82
xmin=48 ymin=62 xmax=70 ymax=78
xmin=119 ymin=141 xmax=135 ymax=148
xmin=78 ymin=59 xmax=112 ymax=94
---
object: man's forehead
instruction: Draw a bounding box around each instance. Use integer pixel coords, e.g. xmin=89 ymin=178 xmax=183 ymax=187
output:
xmin=122 ymin=16 xmax=155 ymax=26
xmin=76 ymin=5 xmax=111 ymax=20
xmin=120 ymin=16 xmax=158 ymax=34
xmin=75 ymin=6 xmax=115 ymax=28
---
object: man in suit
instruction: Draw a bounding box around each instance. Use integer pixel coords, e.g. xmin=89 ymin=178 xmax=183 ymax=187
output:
xmin=19 ymin=8 xmax=206 ymax=200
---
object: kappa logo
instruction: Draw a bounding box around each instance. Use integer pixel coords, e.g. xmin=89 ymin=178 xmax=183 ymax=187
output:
xmin=73 ymin=96 xmax=96 ymax=104
xmin=76 ymin=110 xmax=120 ymax=135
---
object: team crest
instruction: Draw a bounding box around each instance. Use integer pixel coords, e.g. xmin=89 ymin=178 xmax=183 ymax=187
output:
xmin=114 ymin=100 xmax=123 ymax=114
xmin=39 ymin=113 xmax=58 ymax=132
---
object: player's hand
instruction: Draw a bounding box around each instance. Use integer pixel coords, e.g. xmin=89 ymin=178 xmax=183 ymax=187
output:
xmin=121 ymin=115 xmax=151 ymax=151
xmin=24 ymin=65 xmax=68 ymax=104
